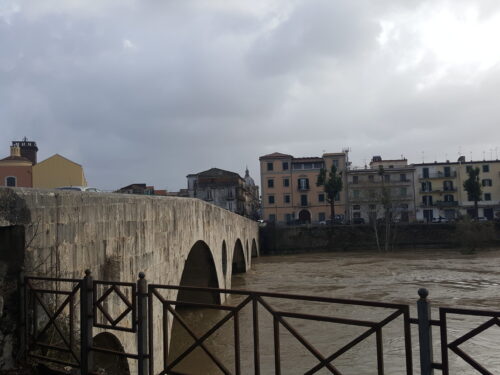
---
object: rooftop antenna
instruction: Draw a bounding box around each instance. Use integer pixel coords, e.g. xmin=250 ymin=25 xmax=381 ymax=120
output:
xmin=483 ymin=150 xmax=486 ymax=160
xmin=496 ymin=147 xmax=499 ymax=160
xmin=470 ymin=151 xmax=473 ymax=161
xmin=422 ymin=151 xmax=425 ymax=163
xmin=490 ymin=149 xmax=493 ymax=160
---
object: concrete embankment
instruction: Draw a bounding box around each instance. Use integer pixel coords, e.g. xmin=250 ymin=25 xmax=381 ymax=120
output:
xmin=260 ymin=222 xmax=500 ymax=254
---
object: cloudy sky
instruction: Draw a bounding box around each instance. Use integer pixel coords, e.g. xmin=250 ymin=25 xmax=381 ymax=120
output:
xmin=2 ymin=0 xmax=500 ymax=191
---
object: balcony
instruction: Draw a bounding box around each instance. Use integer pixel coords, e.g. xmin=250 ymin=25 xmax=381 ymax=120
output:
xmin=434 ymin=201 xmax=459 ymax=207
xmin=419 ymin=171 xmax=457 ymax=180
xmin=419 ymin=188 xmax=457 ymax=193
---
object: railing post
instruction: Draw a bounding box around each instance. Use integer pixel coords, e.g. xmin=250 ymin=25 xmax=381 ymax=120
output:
xmin=18 ymin=266 xmax=26 ymax=361
xmin=417 ymin=288 xmax=433 ymax=375
xmin=137 ymin=272 xmax=149 ymax=375
xmin=80 ymin=269 xmax=94 ymax=375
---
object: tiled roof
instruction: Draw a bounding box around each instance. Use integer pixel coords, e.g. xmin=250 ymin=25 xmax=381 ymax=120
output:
xmin=197 ymin=168 xmax=241 ymax=178
xmin=0 ymin=155 xmax=32 ymax=163
xmin=259 ymin=152 xmax=293 ymax=160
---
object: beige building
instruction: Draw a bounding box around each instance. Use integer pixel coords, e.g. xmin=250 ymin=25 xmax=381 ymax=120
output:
xmin=348 ymin=156 xmax=416 ymax=223
xmin=414 ymin=157 xmax=500 ymax=221
xmin=259 ymin=151 xmax=349 ymax=224
xmin=33 ymin=154 xmax=87 ymax=189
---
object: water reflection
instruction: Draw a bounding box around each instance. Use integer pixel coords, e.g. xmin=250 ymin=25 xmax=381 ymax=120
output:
xmin=168 ymin=249 xmax=500 ymax=374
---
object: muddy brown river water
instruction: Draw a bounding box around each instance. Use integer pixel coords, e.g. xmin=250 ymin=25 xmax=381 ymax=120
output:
xmin=167 ymin=249 xmax=500 ymax=374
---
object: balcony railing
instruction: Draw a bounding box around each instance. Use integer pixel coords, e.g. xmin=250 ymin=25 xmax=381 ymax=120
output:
xmin=419 ymin=171 xmax=457 ymax=179
xmin=434 ymin=201 xmax=459 ymax=207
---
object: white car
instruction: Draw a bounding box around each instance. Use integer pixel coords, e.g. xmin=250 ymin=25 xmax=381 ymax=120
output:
xmin=57 ymin=186 xmax=101 ymax=192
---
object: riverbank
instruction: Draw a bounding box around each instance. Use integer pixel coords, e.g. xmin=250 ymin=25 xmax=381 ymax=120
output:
xmin=260 ymin=222 xmax=500 ymax=254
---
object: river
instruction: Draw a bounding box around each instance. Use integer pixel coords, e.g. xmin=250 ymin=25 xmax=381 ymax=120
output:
xmin=168 ymin=249 xmax=500 ymax=374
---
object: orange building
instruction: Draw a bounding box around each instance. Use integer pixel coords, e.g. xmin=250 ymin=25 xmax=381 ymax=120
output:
xmin=0 ymin=144 xmax=34 ymax=187
xmin=259 ymin=151 xmax=349 ymax=224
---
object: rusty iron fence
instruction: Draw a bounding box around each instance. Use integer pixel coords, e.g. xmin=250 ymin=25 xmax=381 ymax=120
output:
xmin=19 ymin=270 xmax=500 ymax=374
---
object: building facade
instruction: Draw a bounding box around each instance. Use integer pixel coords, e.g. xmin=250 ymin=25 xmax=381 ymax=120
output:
xmin=0 ymin=143 xmax=34 ymax=187
xmin=347 ymin=157 xmax=416 ymax=223
xmin=414 ymin=157 xmax=500 ymax=221
xmin=259 ymin=151 xmax=349 ymax=224
xmin=187 ymin=168 xmax=260 ymax=219
xmin=32 ymin=154 xmax=87 ymax=189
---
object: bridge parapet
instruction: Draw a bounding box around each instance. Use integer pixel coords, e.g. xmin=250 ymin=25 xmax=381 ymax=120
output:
xmin=0 ymin=187 xmax=259 ymax=372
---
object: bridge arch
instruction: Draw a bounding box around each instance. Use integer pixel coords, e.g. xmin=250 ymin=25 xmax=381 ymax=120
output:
xmin=251 ymin=238 xmax=258 ymax=257
xmin=232 ymin=238 xmax=246 ymax=274
xmin=93 ymin=332 xmax=131 ymax=375
xmin=177 ymin=240 xmax=220 ymax=304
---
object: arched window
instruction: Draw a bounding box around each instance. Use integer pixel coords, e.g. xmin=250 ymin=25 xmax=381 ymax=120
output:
xmin=5 ymin=176 xmax=16 ymax=187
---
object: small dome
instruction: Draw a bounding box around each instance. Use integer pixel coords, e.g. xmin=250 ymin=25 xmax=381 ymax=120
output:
xmin=244 ymin=167 xmax=255 ymax=186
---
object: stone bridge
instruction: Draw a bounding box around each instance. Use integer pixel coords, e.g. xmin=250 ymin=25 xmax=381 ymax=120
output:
xmin=0 ymin=187 xmax=259 ymax=372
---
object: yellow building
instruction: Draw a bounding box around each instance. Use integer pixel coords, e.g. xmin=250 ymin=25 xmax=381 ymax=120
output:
xmin=414 ymin=157 xmax=500 ymax=221
xmin=33 ymin=154 xmax=87 ymax=189
xmin=259 ymin=151 xmax=349 ymax=224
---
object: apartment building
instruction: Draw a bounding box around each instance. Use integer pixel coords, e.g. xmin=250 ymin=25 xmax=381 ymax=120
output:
xmin=414 ymin=157 xmax=500 ymax=221
xmin=347 ymin=156 xmax=416 ymax=223
xmin=259 ymin=151 xmax=349 ymax=224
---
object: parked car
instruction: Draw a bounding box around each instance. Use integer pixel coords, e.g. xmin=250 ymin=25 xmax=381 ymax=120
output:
xmin=431 ymin=216 xmax=448 ymax=223
xmin=352 ymin=217 xmax=365 ymax=225
xmin=57 ymin=186 xmax=101 ymax=192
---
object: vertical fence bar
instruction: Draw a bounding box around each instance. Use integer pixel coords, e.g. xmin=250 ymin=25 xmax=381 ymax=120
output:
xmin=80 ymin=269 xmax=94 ymax=375
xmin=137 ymin=272 xmax=149 ymax=375
xmin=148 ymin=286 xmax=155 ymax=375
xmin=163 ymin=303 xmax=169 ymax=371
xmin=18 ymin=267 xmax=26 ymax=361
xmin=403 ymin=305 xmax=413 ymax=375
xmin=417 ymin=288 xmax=434 ymax=375
xmin=273 ymin=315 xmax=281 ymax=375
xmin=234 ymin=311 xmax=241 ymax=375
xmin=375 ymin=328 xmax=384 ymax=375
xmin=252 ymin=295 xmax=261 ymax=375
xmin=439 ymin=309 xmax=449 ymax=375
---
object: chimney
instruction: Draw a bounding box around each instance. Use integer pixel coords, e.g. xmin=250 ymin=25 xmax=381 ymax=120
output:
xmin=12 ymin=138 xmax=38 ymax=164
xmin=10 ymin=146 xmax=21 ymax=157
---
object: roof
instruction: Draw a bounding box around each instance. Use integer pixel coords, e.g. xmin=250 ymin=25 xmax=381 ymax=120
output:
xmin=0 ymin=155 xmax=32 ymax=163
xmin=195 ymin=168 xmax=241 ymax=178
xmin=413 ymin=159 xmax=500 ymax=167
xmin=36 ymin=154 xmax=82 ymax=168
xmin=259 ymin=152 xmax=293 ymax=160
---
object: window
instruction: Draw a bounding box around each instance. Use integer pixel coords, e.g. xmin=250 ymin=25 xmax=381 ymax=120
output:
xmin=422 ymin=196 xmax=433 ymax=206
xmin=400 ymin=187 xmax=407 ymax=197
xmin=369 ymin=204 xmax=376 ymax=210
xmin=482 ymin=179 xmax=492 ymax=187
xmin=400 ymin=174 xmax=406 ymax=182
xmin=485 ymin=193 xmax=492 ymax=201
xmin=353 ymin=190 xmax=360 ymax=198
xmin=269 ymin=214 xmax=276 ymax=222
xmin=422 ymin=181 xmax=432 ymax=192
xmin=227 ymin=202 xmax=233 ymax=210
xmin=352 ymin=175 xmax=359 ymax=184
xmin=353 ymin=205 xmax=361 ymax=210
xmin=400 ymin=203 xmax=409 ymax=209
xmin=267 ymin=179 xmax=274 ymax=188
xmin=466 ymin=165 xmax=472 ymax=172
xmin=318 ymin=193 xmax=325 ymax=202
xmin=268 ymin=195 xmax=275 ymax=204
xmin=5 ymin=176 xmax=16 ymax=187
xmin=285 ymin=213 xmax=293 ymax=223
xmin=282 ymin=162 xmax=289 ymax=171
xmin=483 ymin=164 xmax=490 ymax=173
xmin=368 ymin=175 xmax=374 ymax=182
xmin=443 ymin=180 xmax=454 ymax=191
xmin=332 ymin=160 xmax=339 ymax=168
xmin=383 ymin=174 xmax=390 ymax=183
xmin=335 ymin=192 xmax=340 ymax=201
xmin=423 ymin=168 xmax=429 ymax=178
xmin=318 ymin=212 xmax=326 ymax=222
xmin=284 ymin=195 xmax=290 ymax=204
xmin=444 ymin=194 xmax=454 ymax=202
xmin=300 ymin=194 xmax=308 ymax=206
xmin=207 ymin=189 xmax=213 ymax=200
xmin=283 ymin=178 xmax=290 ymax=187
xmin=298 ymin=178 xmax=309 ymax=190
xmin=353 ymin=212 xmax=361 ymax=218
xmin=267 ymin=162 xmax=273 ymax=171
xmin=444 ymin=166 xmax=451 ymax=177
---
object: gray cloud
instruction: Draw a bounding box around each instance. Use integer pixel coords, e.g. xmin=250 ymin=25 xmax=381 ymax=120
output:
xmin=1 ymin=0 xmax=500 ymax=191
